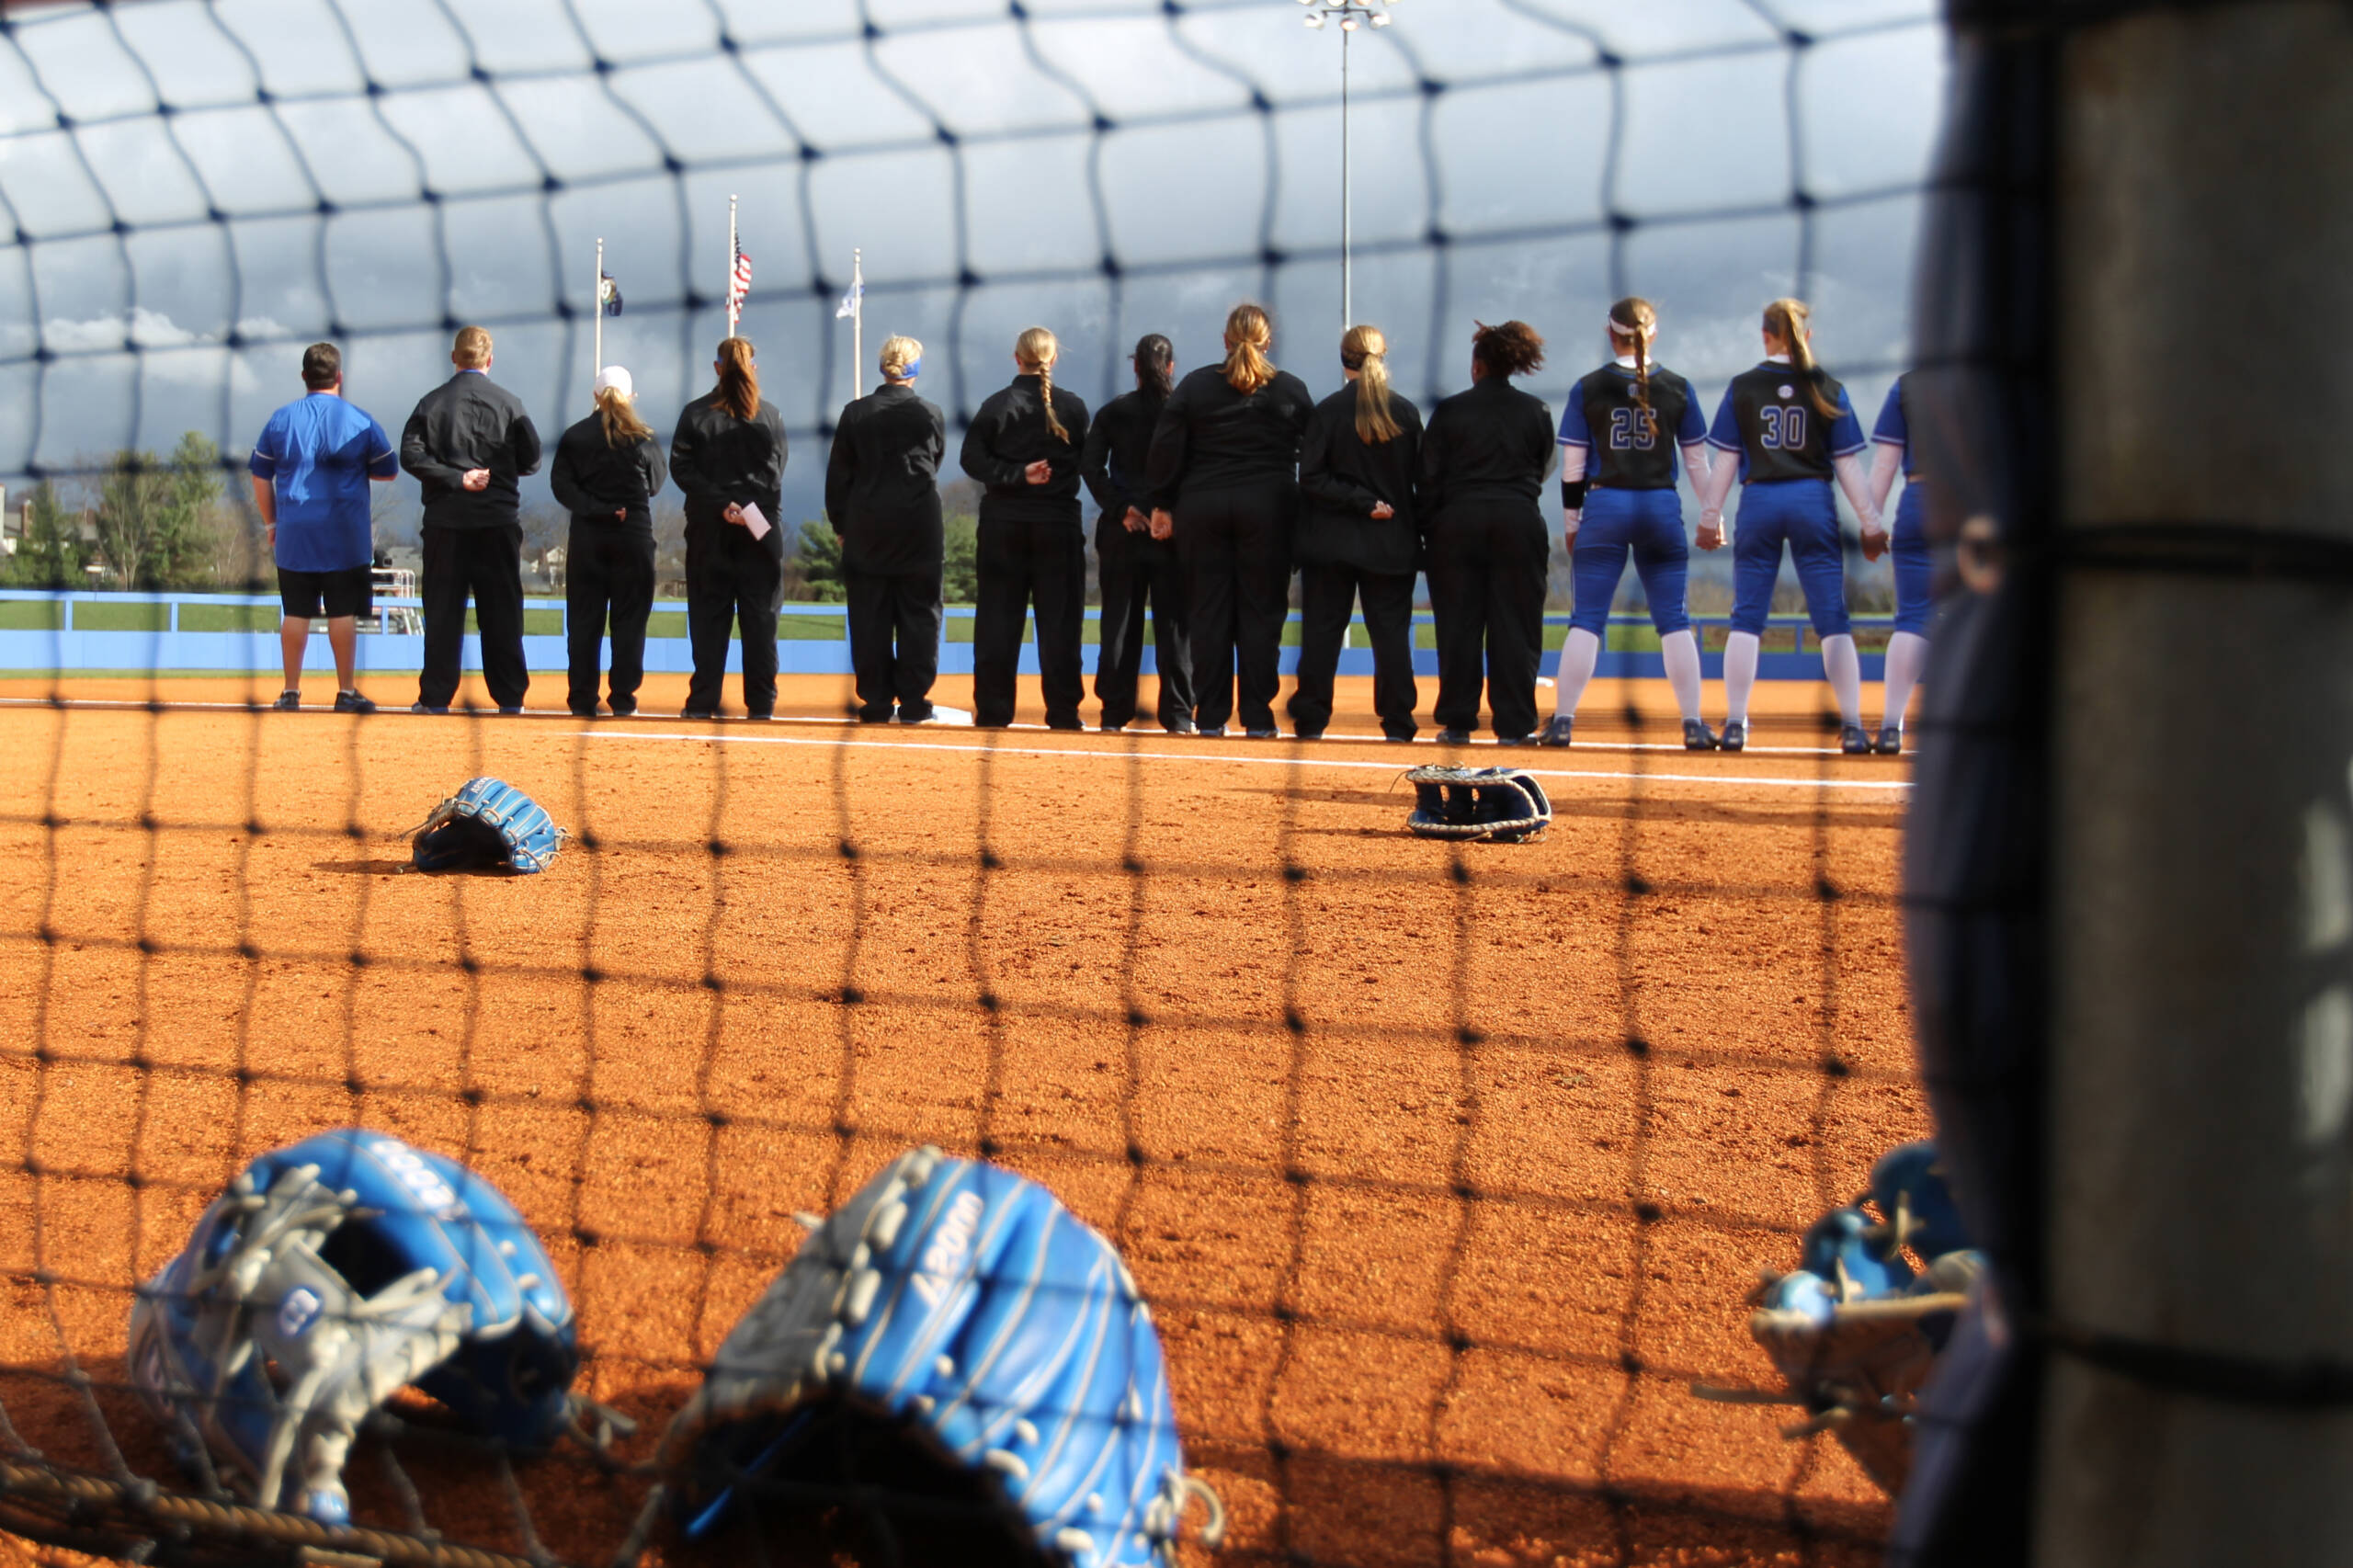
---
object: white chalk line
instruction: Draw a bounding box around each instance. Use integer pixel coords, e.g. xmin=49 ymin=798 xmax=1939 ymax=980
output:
xmin=0 ymin=695 xmax=1883 ymax=763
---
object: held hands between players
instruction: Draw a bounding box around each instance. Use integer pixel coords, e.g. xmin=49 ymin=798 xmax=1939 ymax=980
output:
xmin=1859 ymin=518 xmax=1889 ymax=562
xmin=1697 ymin=509 xmax=1725 ymax=551
xmin=460 ymin=468 xmax=491 ymax=492
xmin=1148 ymin=507 xmax=1174 ymax=541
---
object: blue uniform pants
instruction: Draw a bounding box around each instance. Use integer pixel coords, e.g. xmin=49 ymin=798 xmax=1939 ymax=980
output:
xmin=1891 ymin=483 xmax=1931 ymax=636
xmin=1730 ymin=478 xmax=1850 ymax=638
xmin=1569 ymin=487 xmax=1690 ymax=636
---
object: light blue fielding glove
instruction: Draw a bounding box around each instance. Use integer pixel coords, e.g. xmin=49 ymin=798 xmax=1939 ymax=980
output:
xmin=660 ymin=1147 xmax=1223 ymax=1568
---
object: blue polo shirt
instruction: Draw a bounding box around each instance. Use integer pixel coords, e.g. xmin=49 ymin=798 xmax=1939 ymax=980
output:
xmin=249 ymin=392 xmax=398 ymax=572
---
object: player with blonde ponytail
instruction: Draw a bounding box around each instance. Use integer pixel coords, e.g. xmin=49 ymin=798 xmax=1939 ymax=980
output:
xmin=551 ymin=365 xmax=666 ymax=717
xmin=1142 ymin=303 xmax=1315 ymax=737
xmin=1541 ymin=298 xmax=1717 ymax=750
xmin=1693 ymin=298 xmax=1887 ymax=753
xmin=959 ymin=326 xmax=1093 ymax=729
xmin=829 ymin=335 xmax=949 ymax=723
xmin=1291 ymin=324 xmax=1424 ymax=740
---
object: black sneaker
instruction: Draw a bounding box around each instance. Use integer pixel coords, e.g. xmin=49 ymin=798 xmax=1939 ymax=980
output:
xmin=1720 ymin=721 xmax=1746 ymax=752
xmin=1198 ymin=725 xmax=1226 ymax=739
xmin=1494 ymin=733 xmax=1533 ymax=747
xmin=334 ymin=690 xmax=377 ymax=715
xmin=1875 ymin=724 xmax=1904 ymax=756
xmin=746 ymin=710 xmax=774 ymax=722
xmin=898 ymin=706 xmax=938 ymax=724
xmin=1839 ymin=724 xmax=1872 ymax=756
xmin=1436 ymin=728 xmax=1472 ymax=744
xmin=1293 ymin=728 xmax=1324 ymax=742
xmin=682 ymin=707 xmax=716 ymax=721
xmin=1099 ymin=719 xmax=1127 ymax=733
xmin=1682 ymin=719 xmax=1719 ymax=751
xmin=1165 ymin=718 xmax=1198 ymax=735
xmin=1538 ymin=716 xmax=1574 ymax=748
xmin=271 ymin=690 xmax=300 ymax=711
xmin=1383 ymin=729 xmax=1417 ymax=744
xmin=610 ymin=700 xmax=638 ymax=718
xmin=1245 ymin=727 xmax=1279 ymax=740
xmin=410 ymin=702 xmax=449 ymax=715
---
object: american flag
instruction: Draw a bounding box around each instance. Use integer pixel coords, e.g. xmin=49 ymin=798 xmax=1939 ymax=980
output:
xmin=727 ymin=246 xmax=752 ymax=324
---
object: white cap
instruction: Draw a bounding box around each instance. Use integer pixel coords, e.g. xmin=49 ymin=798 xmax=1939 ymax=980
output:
xmin=593 ymin=365 xmax=632 ymax=398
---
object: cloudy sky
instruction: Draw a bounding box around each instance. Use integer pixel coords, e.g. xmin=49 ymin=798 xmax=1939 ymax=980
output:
xmin=0 ymin=0 xmax=1946 ymax=522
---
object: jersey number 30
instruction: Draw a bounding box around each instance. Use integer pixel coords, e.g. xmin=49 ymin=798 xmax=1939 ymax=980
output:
xmin=1758 ymin=405 xmax=1808 ymax=450
xmin=1607 ymin=406 xmax=1656 ymax=450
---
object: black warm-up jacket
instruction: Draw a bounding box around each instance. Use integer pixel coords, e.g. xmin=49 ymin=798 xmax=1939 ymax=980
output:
xmin=400 ymin=371 xmax=542 ymax=529
xmin=1080 ymin=389 xmax=1170 ymax=558
xmin=550 ymin=415 xmax=667 ymax=533
xmin=825 ymin=382 xmax=948 ymax=576
xmin=1418 ymin=377 xmax=1557 ymax=521
xmin=671 ymin=392 xmax=790 ymax=553
xmin=1297 ymin=386 xmax=1424 ymax=575
xmin=1142 ymin=365 xmax=1316 ymax=510
xmin=960 ymin=373 xmax=1092 ymax=528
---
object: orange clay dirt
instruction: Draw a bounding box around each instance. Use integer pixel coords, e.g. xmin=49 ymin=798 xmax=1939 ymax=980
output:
xmin=0 ymin=670 xmax=1924 ymax=1568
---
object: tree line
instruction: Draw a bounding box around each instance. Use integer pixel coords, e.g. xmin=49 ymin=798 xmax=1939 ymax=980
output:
xmin=5 ymin=435 xmax=253 ymax=591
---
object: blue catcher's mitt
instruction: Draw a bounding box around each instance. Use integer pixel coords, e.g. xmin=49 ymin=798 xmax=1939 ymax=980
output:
xmin=1707 ymin=1142 xmax=1983 ymax=1494
xmin=1404 ymin=765 xmax=1552 ymax=842
xmin=409 ymin=777 xmax=565 ymax=873
xmin=127 ymin=1130 xmax=583 ymax=1524
xmin=658 ymin=1146 xmax=1224 ymax=1568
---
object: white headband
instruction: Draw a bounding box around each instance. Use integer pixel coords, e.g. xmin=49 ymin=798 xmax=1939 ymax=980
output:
xmin=1608 ymin=317 xmax=1654 ymax=337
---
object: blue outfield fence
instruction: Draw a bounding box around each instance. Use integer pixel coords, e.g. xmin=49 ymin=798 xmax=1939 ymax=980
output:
xmin=0 ymin=590 xmax=1892 ymax=682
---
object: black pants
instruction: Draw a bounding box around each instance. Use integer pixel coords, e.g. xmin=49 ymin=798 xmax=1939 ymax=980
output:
xmin=1176 ymin=484 xmax=1292 ymax=733
xmin=846 ymin=568 xmax=943 ymax=721
xmin=565 ymin=522 xmax=655 ymax=715
xmin=419 ymin=523 xmax=527 ymax=710
xmin=1095 ymin=537 xmax=1193 ymax=729
xmin=1427 ymin=503 xmax=1549 ymax=739
xmin=684 ymin=522 xmax=783 ymax=715
xmin=973 ymin=515 xmax=1086 ymax=730
xmin=1289 ymin=561 xmax=1418 ymax=739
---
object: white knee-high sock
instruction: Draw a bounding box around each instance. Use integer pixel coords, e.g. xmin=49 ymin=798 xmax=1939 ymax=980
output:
xmin=1661 ymin=629 xmax=1702 ymax=722
xmin=1822 ymin=633 xmax=1862 ymax=728
xmin=1724 ymin=631 xmax=1761 ymax=726
xmin=1881 ymin=630 xmax=1928 ymax=733
xmin=1554 ymin=628 xmax=1600 ymax=720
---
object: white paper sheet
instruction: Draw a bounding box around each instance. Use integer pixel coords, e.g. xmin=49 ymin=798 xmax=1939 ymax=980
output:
xmin=739 ymin=502 xmax=771 ymax=540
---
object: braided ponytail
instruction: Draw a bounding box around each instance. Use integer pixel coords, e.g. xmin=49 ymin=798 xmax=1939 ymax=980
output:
xmin=1608 ymin=297 xmax=1659 ymax=443
xmin=1016 ymin=325 xmax=1069 ymax=443
xmin=1764 ymin=298 xmax=1839 ymax=419
xmin=1340 ymin=324 xmax=1401 ymax=444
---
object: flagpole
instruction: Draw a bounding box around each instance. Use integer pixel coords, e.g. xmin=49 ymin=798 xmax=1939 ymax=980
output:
xmin=592 ymin=235 xmax=604 ymax=404
xmin=851 ymin=247 xmax=863 ymax=404
xmin=727 ymin=194 xmax=740 ymax=337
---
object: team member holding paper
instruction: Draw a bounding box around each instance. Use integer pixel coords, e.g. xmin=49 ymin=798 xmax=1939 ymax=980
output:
xmin=672 ymin=336 xmax=790 ymax=721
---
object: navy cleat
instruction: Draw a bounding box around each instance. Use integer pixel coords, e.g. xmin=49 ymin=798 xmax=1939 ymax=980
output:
xmin=1436 ymin=727 xmax=1472 ymax=745
xmin=333 ymin=690 xmax=376 ymax=715
xmin=1875 ymin=724 xmax=1904 ymax=756
xmin=1682 ymin=719 xmax=1719 ymax=751
xmin=1719 ymin=721 xmax=1746 ymax=752
xmin=1538 ymin=716 xmax=1574 ymax=748
xmin=1839 ymin=724 xmax=1872 ymax=755
xmin=271 ymin=690 xmax=300 ymax=711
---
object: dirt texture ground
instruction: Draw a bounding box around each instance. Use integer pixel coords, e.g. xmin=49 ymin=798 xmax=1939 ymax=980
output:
xmin=0 ymin=670 xmax=1925 ymax=1568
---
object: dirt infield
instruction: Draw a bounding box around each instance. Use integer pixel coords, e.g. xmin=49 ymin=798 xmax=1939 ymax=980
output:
xmin=0 ymin=671 xmax=1924 ymax=1568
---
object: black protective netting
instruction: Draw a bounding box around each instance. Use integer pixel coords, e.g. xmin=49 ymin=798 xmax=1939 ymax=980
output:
xmin=0 ymin=2 xmax=1946 ymax=1566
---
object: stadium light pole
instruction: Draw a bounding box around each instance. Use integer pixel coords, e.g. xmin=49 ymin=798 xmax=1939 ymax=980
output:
xmin=1295 ymin=0 xmax=1399 ymax=336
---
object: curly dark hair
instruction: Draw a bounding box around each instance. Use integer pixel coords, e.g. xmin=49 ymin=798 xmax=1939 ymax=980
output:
xmin=1472 ymin=319 xmax=1545 ymax=379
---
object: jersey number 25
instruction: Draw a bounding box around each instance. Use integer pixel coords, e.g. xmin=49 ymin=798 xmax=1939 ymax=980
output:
xmin=1607 ymin=406 xmax=1656 ymax=450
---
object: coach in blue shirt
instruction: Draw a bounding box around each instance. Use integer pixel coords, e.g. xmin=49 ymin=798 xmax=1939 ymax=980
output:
xmin=248 ymin=342 xmax=399 ymax=713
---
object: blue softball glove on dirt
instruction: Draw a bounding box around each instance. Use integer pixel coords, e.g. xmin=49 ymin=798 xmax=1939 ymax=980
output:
xmin=409 ymin=777 xmax=566 ymax=873
xmin=127 ymin=1130 xmax=581 ymax=1524
xmin=659 ymin=1147 xmax=1223 ymax=1568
